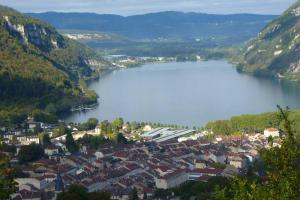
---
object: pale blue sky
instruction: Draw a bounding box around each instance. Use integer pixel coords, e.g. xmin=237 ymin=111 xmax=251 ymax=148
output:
xmin=0 ymin=0 xmax=297 ymax=15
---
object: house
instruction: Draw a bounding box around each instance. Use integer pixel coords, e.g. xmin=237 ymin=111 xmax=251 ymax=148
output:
xmin=15 ymin=178 xmax=47 ymax=190
xmin=228 ymin=154 xmax=249 ymax=169
xmin=27 ymin=117 xmax=42 ymax=133
xmin=155 ymin=169 xmax=188 ymax=189
xmin=188 ymin=168 xmax=223 ymax=180
xmin=209 ymin=151 xmax=226 ymax=164
xmin=194 ymin=159 xmax=207 ymax=169
xmin=11 ymin=184 xmax=41 ymax=200
xmin=17 ymin=136 xmax=40 ymax=145
xmin=95 ymin=126 xmax=101 ymax=134
xmin=223 ymin=165 xmax=239 ymax=178
xmin=81 ymin=176 xmax=108 ymax=192
xmin=45 ymin=145 xmax=59 ymax=156
xmin=143 ymin=125 xmax=152 ymax=132
xmin=264 ymin=128 xmax=280 ymax=138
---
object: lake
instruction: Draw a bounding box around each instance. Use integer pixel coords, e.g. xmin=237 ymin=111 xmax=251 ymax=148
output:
xmin=64 ymin=60 xmax=300 ymax=127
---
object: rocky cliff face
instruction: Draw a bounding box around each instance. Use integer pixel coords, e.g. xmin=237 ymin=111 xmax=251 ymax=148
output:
xmin=0 ymin=5 xmax=112 ymax=116
xmin=3 ymin=15 xmax=65 ymax=51
xmin=0 ymin=5 xmax=111 ymax=81
xmin=239 ymin=1 xmax=300 ymax=80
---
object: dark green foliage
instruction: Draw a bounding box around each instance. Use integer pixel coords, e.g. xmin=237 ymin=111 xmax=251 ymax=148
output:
xmin=0 ymin=153 xmax=16 ymax=200
xmin=111 ymin=118 xmax=124 ymax=133
xmin=90 ymin=191 xmax=111 ymax=200
xmin=18 ymin=143 xmax=44 ymax=163
xmin=32 ymin=110 xmax=58 ymax=124
xmin=41 ymin=133 xmax=51 ymax=147
xmin=78 ymin=118 xmax=98 ymax=131
xmin=100 ymin=120 xmax=113 ymax=135
xmin=78 ymin=135 xmax=110 ymax=149
xmin=0 ymin=110 xmax=27 ymax=127
xmin=0 ymin=143 xmax=16 ymax=154
xmin=0 ymin=5 xmax=108 ymax=125
xmin=154 ymin=177 xmax=230 ymax=199
xmin=66 ymin=132 xmax=79 ymax=154
xmin=129 ymin=187 xmax=139 ymax=200
xmin=206 ymin=120 xmax=232 ymax=135
xmin=57 ymin=185 xmax=111 ymax=200
xmin=205 ymin=109 xmax=300 ymax=135
xmin=143 ymin=192 xmax=147 ymax=200
xmin=116 ymin=133 xmax=128 ymax=144
xmin=213 ymin=106 xmax=300 ymax=199
xmin=53 ymin=123 xmax=71 ymax=137
xmin=57 ymin=185 xmax=89 ymax=200
xmin=238 ymin=1 xmax=300 ymax=80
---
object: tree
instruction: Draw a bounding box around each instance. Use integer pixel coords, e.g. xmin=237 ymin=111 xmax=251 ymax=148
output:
xmin=116 ymin=133 xmax=128 ymax=144
xmin=34 ymin=123 xmax=42 ymax=134
xmin=267 ymin=135 xmax=273 ymax=147
xmin=90 ymin=136 xmax=109 ymax=149
xmin=100 ymin=120 xmax=113 ymax=135
xmin=18 ymin=143 xmax=44 ymax=164
xmin=111 ymin=118 xmax=124 ymax=133
xmin=90 ymin=192 xmax=111 ymax=200
xmin=0 ymin=153 xmax=16 ymax=200
xmin=130 ymin=121 xmax=139 ymax=130
xmin=40 ymin=133 xmax=51 ymax=147
xmin=57 ymin=185 xmax=89 ymax=200
xmin=214 ymin=106 xmax=300 ymax=199
xmin=143 ymin=192 xmax=147 ymax=200
xmin=129 ymin=187 xmax=139 ymax=200
xmin=66 ymin=132 xmax=78 ymax=154
xmin=0 ymin=143 xmax=16 ymax=154
xmin=57 ymin=185 xmax=111 ymax=200
xmin=86 ymin=118 xmax=98 ymax=130
xmin=206 ymin=120 xmax=232 ymax=135
xmin=53 ymin=123 xmax=71 ymax=138
xmin=78 ymin=118 xmax=99 ymax=131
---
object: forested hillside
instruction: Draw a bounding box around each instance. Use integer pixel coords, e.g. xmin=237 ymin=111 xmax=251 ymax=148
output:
xmin=239 ymin=0 xmax=300 ymax=81
xmin=0 ymin=5 xmax=109 ymax=126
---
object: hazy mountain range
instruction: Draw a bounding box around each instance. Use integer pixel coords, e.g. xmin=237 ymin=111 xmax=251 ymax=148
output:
xmin=28 ymin=12 xmax=276 ymax=42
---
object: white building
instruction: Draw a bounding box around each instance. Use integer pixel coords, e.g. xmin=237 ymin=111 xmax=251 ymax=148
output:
xmin=143 ymin=125 xmax=152 ymax=132
xmin=264 ymin=128 xmax=280 ymax=138
xmin=95 ymin=126 xmax=101 ymax=134
xmin=15 ymin=178 xmax=47 ymax=190
xmin=155 ymin=169 xmax=188 ymax=189
xmin=142 ymin=128 xmax=195 ymax=143
xmin=17 ymin=136 xmax=40 ymax=145
xmin=45 ymin=145 xmax=59 ymax=156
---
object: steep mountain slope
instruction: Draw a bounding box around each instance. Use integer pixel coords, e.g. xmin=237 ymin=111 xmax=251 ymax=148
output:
xmin=0 ymin=5 xmax=109 ymax=124
xmin=28 ymin=12 xmax=276 ymax=43
xmin=239 ymin=1 xmax=300 ymax=80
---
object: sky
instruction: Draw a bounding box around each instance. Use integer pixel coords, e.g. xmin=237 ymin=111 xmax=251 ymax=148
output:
xmin=0 ymin=0 xmax=297 ymax=16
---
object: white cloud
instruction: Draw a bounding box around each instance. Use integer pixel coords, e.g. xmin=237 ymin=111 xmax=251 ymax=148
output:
xmin=0 ymin=0 xmax=296 ymax=15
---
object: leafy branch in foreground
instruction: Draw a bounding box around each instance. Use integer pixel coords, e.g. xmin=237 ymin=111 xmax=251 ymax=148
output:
xmin=215 ymin=106 xmax=300 ymax=200
xmin=0 ymin=153 xmax=16 ymax=200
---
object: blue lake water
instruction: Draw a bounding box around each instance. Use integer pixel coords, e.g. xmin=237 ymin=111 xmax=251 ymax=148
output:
xmin=64 ymin=60 xmax=300 ymax=127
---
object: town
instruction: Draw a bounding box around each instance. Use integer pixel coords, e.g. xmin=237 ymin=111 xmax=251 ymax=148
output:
xmin=0 ymin=117 xmax=282 ymax=200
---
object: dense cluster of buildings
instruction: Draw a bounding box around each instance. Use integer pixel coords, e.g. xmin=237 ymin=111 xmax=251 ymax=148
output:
xmin=1 ymin=119 xmax=283 ymax=200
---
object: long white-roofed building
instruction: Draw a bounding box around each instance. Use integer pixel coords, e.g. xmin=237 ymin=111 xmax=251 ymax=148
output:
xmin=141 ymin=128 xmax=196 ymax=143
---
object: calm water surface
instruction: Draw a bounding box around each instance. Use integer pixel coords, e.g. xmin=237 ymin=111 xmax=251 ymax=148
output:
xmin=64 ymin=60 xmax=300 ymax=126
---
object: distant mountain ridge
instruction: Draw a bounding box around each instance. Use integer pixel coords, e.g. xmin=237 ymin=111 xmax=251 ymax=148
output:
xmin=239 ymin=0 xmax=300 ymax=80
xmin=28 ymin=11 xmax=276 ymax=42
